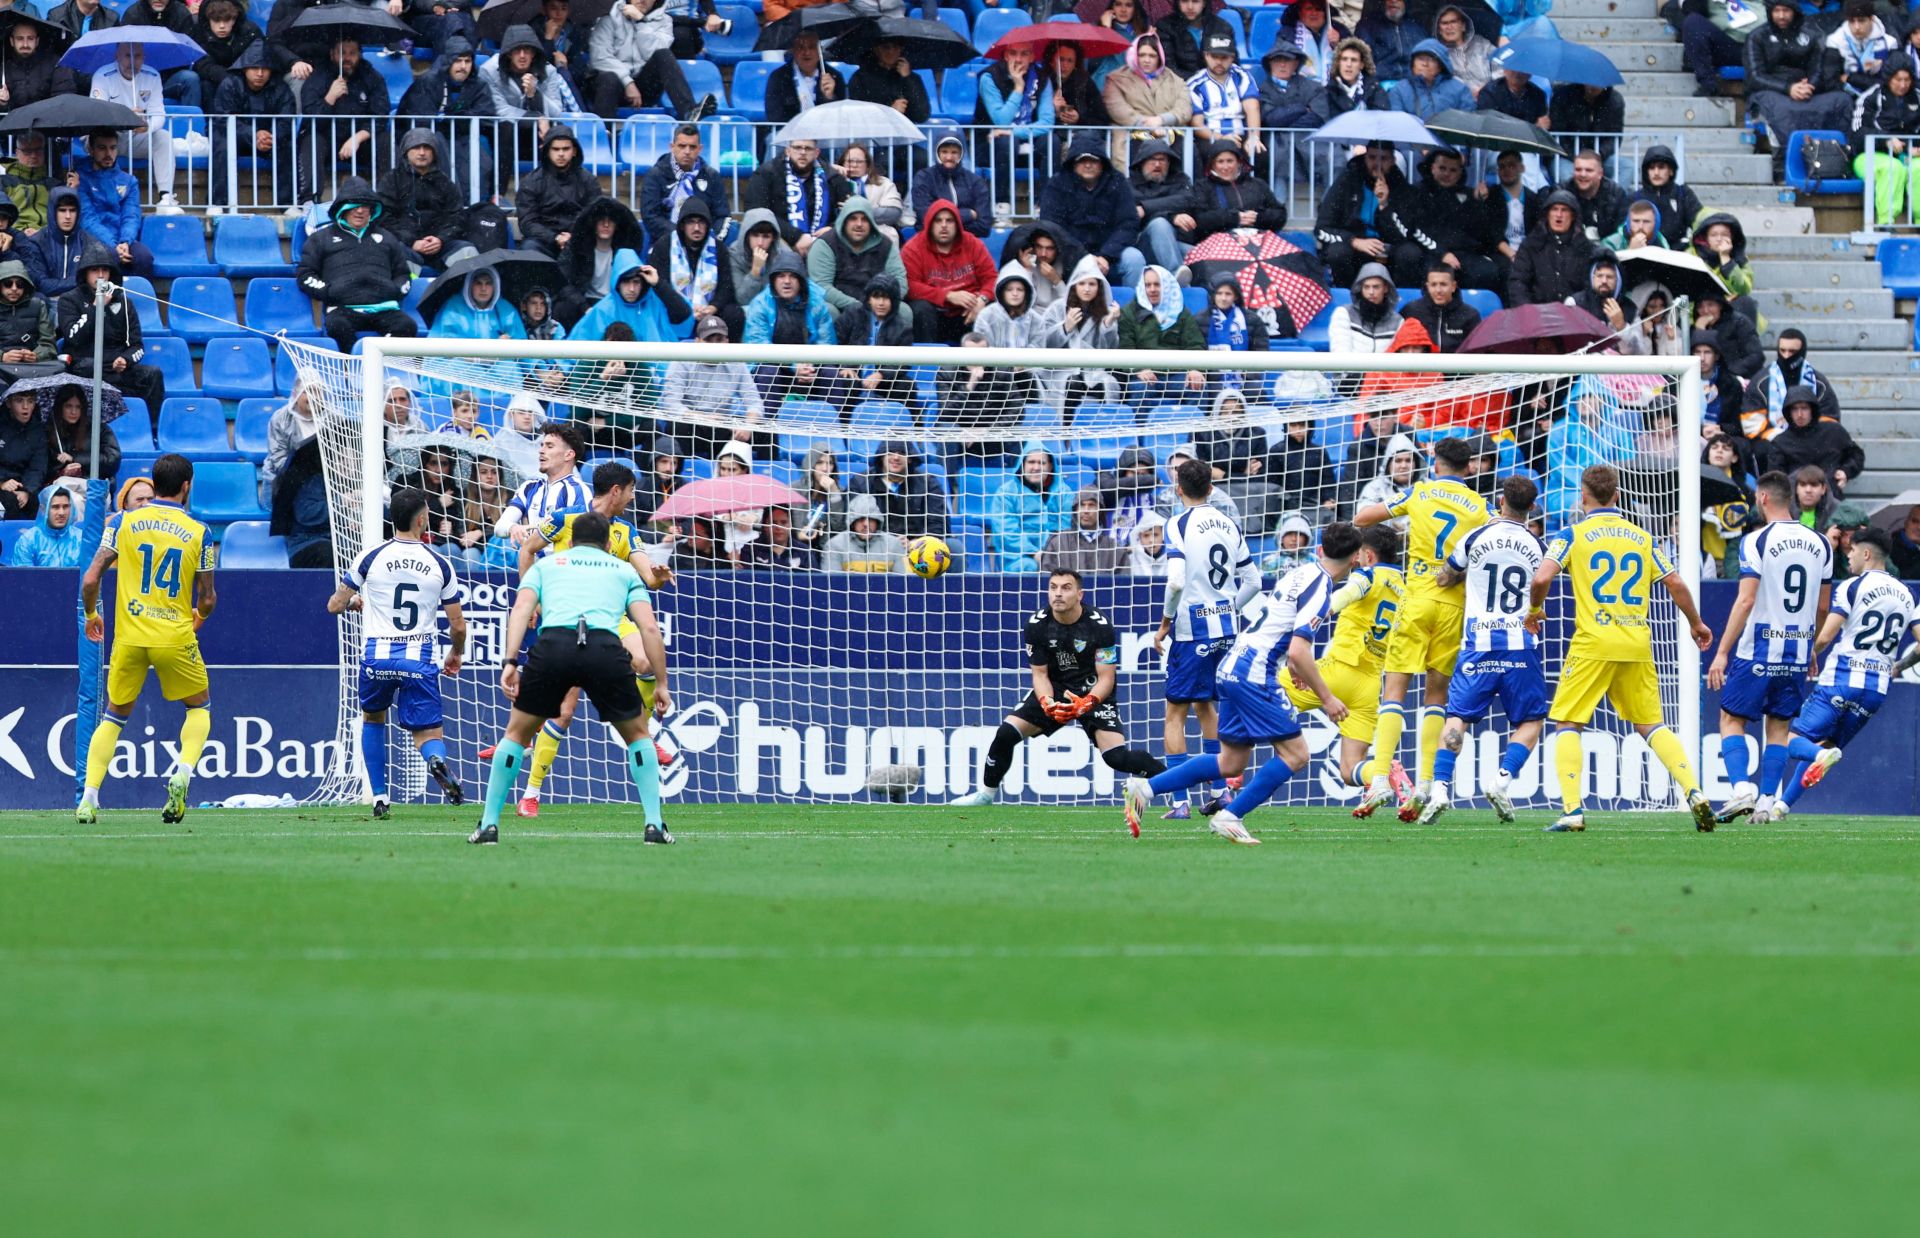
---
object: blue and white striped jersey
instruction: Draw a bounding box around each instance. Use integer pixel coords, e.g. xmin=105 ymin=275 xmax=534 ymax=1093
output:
xmin=1735 ymin=520 xmax=1832 ymax=665
xmin=1166 ymin=503 xmax=1252 ymax=644
xmin=1446 ymin=518 xmax=1544 ymax=655
xmin=1820 ymin=569 xmax=1915 ymax=693
xmin=502 ymin=470 xmax=590 ymax=534
xmin=1187 ymin=66 xmax=1258 ymax=136
xmin=344 ymin=537 xmax=464 ymax=652
xmin=1221 ymin=562 xmax=1332 ymax=689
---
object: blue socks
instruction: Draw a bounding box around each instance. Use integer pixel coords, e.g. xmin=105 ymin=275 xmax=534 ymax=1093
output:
xmin=418 ymin=735 xmax=448 ymax=767
xmin=627 ymin=739 xmax=662 ymax=827
xmin=1203 ymin=736 xmax=1223 ymax=789
xmin=1432 ymin=746 xmax=1457 ymax=785
xmin=1787 ymin=735 xmax=1823 ymax=763
xmin=1151 ymin=753 xmax=1219 ymax=796
xmin=1501 ymin=742 xmax=1530 ymax=779
xmin=1720 ymin=735 xmax=1751 ymax=788
xmin=1227 ymin=757 xmax=1297 ymax=817
xmin=1759 ymin=743 xmax=1789 ymax=798
xmin=362 ymin=721 xmax=387 ymax=799
xmin=480 ymin=738 xmax=525 ymax=828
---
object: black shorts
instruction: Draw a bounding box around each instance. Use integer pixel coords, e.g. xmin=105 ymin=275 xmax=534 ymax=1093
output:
xmin=1012 ymin=690 xmax=1124 ymax=739
xmin=517 ymin=629 xmax=645 ymax=723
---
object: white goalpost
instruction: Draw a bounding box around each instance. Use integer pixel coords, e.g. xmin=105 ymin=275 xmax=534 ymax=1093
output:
xmin=285 ymin=335 xmax=1701 ymax=814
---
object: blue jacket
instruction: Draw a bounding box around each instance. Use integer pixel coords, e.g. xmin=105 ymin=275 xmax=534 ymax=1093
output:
xmin=1384 ymin=39 xmax=1476 ymax=120
xmin=977 ymin=65 xmax=1055 ymax=139
xmin=1035 ymin=134 xmax=1139 ymax=265
xmin=742 ymin=252 xmax=837 ymax=346
xmin=570 ymin=248 xmax=688 ymax=345
xmin=8 ymin=484 xmax=86 ymax=567
xmin=1353 ymin=14 xmax=1421 ymax=81
xmin=75 ymin=162 xmax=142 ymax=247
xmin=430 ymin=264 xmax=529 ymax=392
xmin=20 ymin=188 xmax=104 ymax=300
xmin=988 ymin=440 xmax=1074 ymax=572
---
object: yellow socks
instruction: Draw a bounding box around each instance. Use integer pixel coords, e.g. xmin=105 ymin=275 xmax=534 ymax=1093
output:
xmin=637 ymin=673 xmax=656 ymax=720
xmin=1418 ymin=708 xmax=1446 ymax=784
xmin=1555 ymin=729 xmax=1585 ymax=814
xmin=1370 ymin=704 xmax=1406 ymax=783
xmin=177 ymin=707 xmax=211 ymax=777
xmin=527 ymin=721 xmax=564 ymax=793
xmin=84 ymin=714 xmax=125 ymax=795
xmin=1646 ymin=726 xmax=1702 ymax=799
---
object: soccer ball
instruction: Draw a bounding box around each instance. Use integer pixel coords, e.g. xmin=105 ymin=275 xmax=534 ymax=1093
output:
xmin=908 ymin=537 xmax=952 ymax=579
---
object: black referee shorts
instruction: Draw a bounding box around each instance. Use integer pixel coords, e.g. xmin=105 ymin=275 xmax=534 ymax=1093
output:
xmin=517 ymin=629 xmax=646 ymax=723
xmin=1012 ymin=690 xmax=1124 ymax=739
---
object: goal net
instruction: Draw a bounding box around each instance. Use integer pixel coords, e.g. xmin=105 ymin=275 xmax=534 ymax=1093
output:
xmin=286 ymin=334 xmax=1701 ymax=815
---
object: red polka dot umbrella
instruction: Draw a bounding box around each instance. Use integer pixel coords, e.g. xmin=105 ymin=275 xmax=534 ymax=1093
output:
xmin=1184 ymin=230 xmax=1331 ymax=339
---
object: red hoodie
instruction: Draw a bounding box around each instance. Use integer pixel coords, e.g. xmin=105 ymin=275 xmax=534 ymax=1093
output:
xmin=902 ymin=199 xmax=995 ymax=314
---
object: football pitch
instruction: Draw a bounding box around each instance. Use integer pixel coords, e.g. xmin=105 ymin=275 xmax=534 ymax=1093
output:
xmin=3 ymin=802 xmax=1915 ymax=1236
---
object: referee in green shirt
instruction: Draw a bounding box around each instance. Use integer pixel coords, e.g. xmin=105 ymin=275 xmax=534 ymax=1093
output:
xmin=470 ymin=512 xmax=672 ymax=845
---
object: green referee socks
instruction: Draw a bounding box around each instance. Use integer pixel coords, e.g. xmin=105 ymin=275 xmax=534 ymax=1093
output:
xmin=480 ymin=738 xmax=527 ymax=828
xmin=627 ymin=739 xmax=663 ymax=827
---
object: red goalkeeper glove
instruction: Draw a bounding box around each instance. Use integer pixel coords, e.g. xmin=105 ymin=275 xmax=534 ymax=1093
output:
xmin=1062 ymin=691 xmax=1098 ymax=720
xmin=1042 ymin=695 xmax=1072 ymax=722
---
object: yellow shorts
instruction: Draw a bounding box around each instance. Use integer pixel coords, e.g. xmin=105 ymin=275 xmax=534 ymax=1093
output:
xmin=107 ymin=641 xmax=208 ymax=705
xmin=615 ymin=617 xmax=655 ymax=688
xmin=1549 ymin=655 xmax=1664 ymax=728
xmin=1382 ymin=591 xmax=1463 ymax=677
xmin=1283 ymin=658 xmax=1380 ymax=743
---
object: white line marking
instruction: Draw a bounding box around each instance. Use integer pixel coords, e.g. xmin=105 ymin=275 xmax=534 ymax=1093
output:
xmin=0 ymin=827 xmax=1913 ymax=843
xmin=0 ymin=942 xmax=1912 ymax=964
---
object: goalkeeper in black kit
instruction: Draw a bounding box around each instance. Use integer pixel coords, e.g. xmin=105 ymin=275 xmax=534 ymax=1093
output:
xmin=951 ymin=569 xmax=1167 ymax=806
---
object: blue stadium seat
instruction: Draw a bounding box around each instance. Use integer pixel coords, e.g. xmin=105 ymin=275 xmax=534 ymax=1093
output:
xmin=1460 ymin=288 xmax=1501 ymax=317
xmin=984 ymin=229 xmax=1008 ymax=262
xmin=1111 ymin=286 xmax=1134 ymax=306
xmin=1878 ymin=237 xmax=1920 ymax=297
xmin=1218 ymin=7 xmax=1248 ymax=56
xmin=618 ymin=115 xmax=677 ymax=167
xmin=972 ymin=7 xmax=1028 ymax=53
xmin=1180 ymin=286 xmax=1208 ymax=316
xmin=201 ymin=336 xmax=276 ymax=400
xmin=144 ymin=336 xmax=200 ymax=395
xmin=158 ymin=397 xmax=237 ymax=458
xmin=566 ymin=114 xmax=619 ymax=173
xmin=686 ymin=457 xmax=715 ymax=480
xmin=1021 ymin=402 xmax=1062 ymax=432
xmin=116 ymin=453 xmax=160 ymax=484
xmin=778 ymin=430 xmax=846 ymax=463
xmin=274 ymin=337 xmax=329 ymax=394
xmin=234 ymin=398 xmax=279 ymax=461
xmin=1248 ymin=9 xmax=1283 ymax=60
xmin=938 ymin=60 xmax=985 ymax=118
xmin=847 ymin=399 xmax=915 ymax=461
xmin=188 ymin=461 xmax=270 ymax=523
xmin=1067 ymin=403 xmax=1139 ymax=469
xmin=244 ymin=276 xmax=318 ymax=336
xmin=114 ymin=414 xmax=158 ymax=454
xmin=140 ymin=216 xmax=219 ymax=277
xmin=954 ymin=519 xmax=989 ymax=573
xmin=936 ymin=7 xmax=970 ymax=41
xmin=372 ymin=53 xmax=415 ymax=104
xmin=706 ymin=6 xmax=761 ymax=64
xmin=680 ymin=58 xmax=727 ymax=110
xmin=731 ymin=61 xmax=774 ymax=120
xmin=166 ymin=276 xmax=239 ymax=344
xmin=954 ymin=468 xmax=998 ymax=523
xmin=1784 ymin=130 xmax=1863 ymax=194
xmin=213 ymin=213 xmax=291 ymax=277
xmin=121 ymin=274 xmax=169 ymax=338
xmin=219 ymin=520 xmax=289 ymax=567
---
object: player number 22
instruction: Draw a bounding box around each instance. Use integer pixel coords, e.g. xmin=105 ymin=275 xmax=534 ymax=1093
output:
xmin=136 ymin=543 xmax=184 ymax=598
xmin=1589 ymin=551 xmax=1645 ymax=606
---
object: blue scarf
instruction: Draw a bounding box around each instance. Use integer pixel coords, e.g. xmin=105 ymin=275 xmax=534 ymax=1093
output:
xmin=670 ymin=230 xmax=720 ymax=308
xmin=667 ymin=161 xmax=703 ymax=221
xmin=1207 ymin=305 xmax=1248 ymax=350
xmin=785 ymin=161 xmax=828 ymax=235
xmin=1014 ymin=65 xmax=1044 ymax=124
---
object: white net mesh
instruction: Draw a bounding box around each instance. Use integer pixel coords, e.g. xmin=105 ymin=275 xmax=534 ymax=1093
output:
xmin=285 ymin=334 xmax=1697 ymax=813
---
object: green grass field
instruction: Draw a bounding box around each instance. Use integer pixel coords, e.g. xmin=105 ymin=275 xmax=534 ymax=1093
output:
xmin=3 ymin=801 xmax=1916 ymax=1236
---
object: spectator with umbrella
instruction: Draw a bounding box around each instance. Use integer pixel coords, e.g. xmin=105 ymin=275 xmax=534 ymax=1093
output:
xmin=845 ymin=27 xmax=933 ymax=125
xmin=427 ymin=263 xmax=530 ymax=396
xmin=296 ymin=177 xmax=417 ymax=354
xmin=122 ymin=0 xmax=201 ymax=106
xmin=910 ymin=128 xmax=993 ymax=238
xmin=72 ymin=129 xmax=155 ymax=280
xmin=297 ymin=37 xmax=392 ymax=195
xmin=653 ymin=197 xmax=745 ymax=341
xmin=1314 ymin=139 xmax=1416 ymax=287
xmin=765 ymin=30 xmax=843 ymax=128
xmin=209 ymin=42 xmax=304 ymax=214
xmin=976 ymin=38 xmax=1056 ymax=214
xmin=82 ymin=41 xmax=180 ymax=212
xmin=1038 ymin=134 xmax=1144 ymax=288
xmin=519 ymin=0 xmax=590 ymax=99
xmin=1687 ymin=211 xmax=1756 ymax=314
xmin=0 ymin=15 xmax=77 ymax=112
xmin=583 ymin=0 xmax=706 ymax=121
xmin=1745 ymin=1 xmax=1854 ymax=169
xmin=1154 ymin=0 xmax=1234 ymax=80
xmin=54 ymin=244 xmax=165 ymax=433
xmin=45 ymin=380 xmax=121 ymax=483
xmin=1127 ymin=138 xmax=1194 ymax=274
xmin=1566 ymin=250 xmax=1643 ymax=347
xmin=1401 ymin=145 xmax=1505 ymax=292
xmin=515 ymin=124 xmax=599 ymax=257
xmin=1101 ymin=33 xmax=1192 ymax=162
xmin=1048 ymin=41 xmax=1113 ymax=160
xmin=1 ymin=132 xmax=52 ymax=231
xmin=1177 ymin=139 xmax=1285 ymax=250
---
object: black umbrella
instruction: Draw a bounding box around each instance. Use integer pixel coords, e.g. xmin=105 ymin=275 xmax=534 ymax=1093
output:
xmin=0 ymin=12 xmax=73 ymax=77
xmin=1699 ymin=465 xmax=1749 ymax=509
xmin=830 ymin=16 xmax=977 ymax=70
xmin=1424 ymin=108 xmax=1561 ymax=161
xmin=13 ymin=373 xmax=129 ymax=425
xmin=756 ymin=3 xmax=861 ymax=52
xmin=416 ymin=248 xmax=560 ymax=323
xmin=0 ymin=94 xmax=146 ymax=139
xmin=288 ymin=3 xmax=416 ymax=50
xmin=477 ymin=0 xmax=619 ymax=45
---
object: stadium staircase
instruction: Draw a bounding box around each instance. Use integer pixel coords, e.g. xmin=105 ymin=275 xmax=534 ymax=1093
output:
xmin=1563 ymin=0 xmax=1919 ymax=504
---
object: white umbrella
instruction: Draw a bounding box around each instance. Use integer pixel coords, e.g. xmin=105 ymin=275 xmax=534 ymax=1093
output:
xmin=771 ymin=100 xmax=925 ymax=149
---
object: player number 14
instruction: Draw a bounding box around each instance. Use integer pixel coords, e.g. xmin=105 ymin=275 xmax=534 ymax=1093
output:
xmin=137 ymin=543 xmax=184 ymax=598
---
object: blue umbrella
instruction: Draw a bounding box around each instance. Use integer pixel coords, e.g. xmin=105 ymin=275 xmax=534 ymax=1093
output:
xmin=1492 ymin=37 xmax=1624 ymax=89
xmin=60 ymin=27 xmax=206 ymax=76
xmin=1306 ymin=111 xmax=1440 ymax=147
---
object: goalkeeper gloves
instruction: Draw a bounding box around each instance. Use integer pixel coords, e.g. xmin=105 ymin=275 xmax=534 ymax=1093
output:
xmin=1047 ymin=692 xmax=1097 ymax=722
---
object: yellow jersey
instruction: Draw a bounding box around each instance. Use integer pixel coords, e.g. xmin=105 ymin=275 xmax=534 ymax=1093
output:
xmin=535 ymin=507 xmax=641 ymax=565
xmin=1324 ymin=564 xmax=1405 ymax=672
xmin=102 ymin=499 xmax=214 ymax=647
xmin=1385 ymin=477 xmax=1489 ymax=599
xmin=1545 ymin=507 xmax=1677 ymax=661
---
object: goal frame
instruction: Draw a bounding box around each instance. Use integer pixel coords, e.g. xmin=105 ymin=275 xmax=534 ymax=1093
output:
xmin=346 ymin=337 xmax=1704 ymax=798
